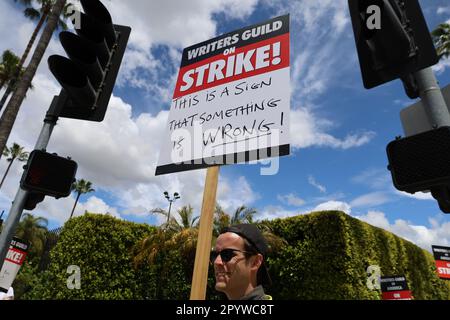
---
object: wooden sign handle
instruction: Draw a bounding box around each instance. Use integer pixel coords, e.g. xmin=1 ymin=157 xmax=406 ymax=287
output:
xmin=190 ymin=166 xmax=220 ymax=300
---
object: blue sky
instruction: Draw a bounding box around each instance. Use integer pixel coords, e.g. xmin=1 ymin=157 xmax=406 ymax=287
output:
xmin=1 ymin=0 xmax=450 ymax=251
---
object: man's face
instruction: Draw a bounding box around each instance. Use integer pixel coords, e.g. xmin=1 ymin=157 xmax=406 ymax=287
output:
xmin=212 ymin=232 xmax=253 ymax=297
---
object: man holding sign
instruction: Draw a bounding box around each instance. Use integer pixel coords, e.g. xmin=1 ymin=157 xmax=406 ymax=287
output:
xmin=211 ymin=224 xmax=272 ymax=300
xmin=157 ymin=14 xmax=290 ymax=300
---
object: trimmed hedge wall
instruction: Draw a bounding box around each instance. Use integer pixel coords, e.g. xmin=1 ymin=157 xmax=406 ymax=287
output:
xmin=22 ymin=214 xmax=154 ymax=299
xmin=267 ymin=211 xmax=450 ymax=299
xmin=23 ymin=211 xmax=450 ymax=299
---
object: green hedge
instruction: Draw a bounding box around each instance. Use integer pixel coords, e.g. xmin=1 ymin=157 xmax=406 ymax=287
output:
xmin=267 ymin=211 xmax=450 ymax=299
xmin=23 ymin=211 xmax=450 ymax=299
xmin=22 ymin=213 xmax=154 ymax=299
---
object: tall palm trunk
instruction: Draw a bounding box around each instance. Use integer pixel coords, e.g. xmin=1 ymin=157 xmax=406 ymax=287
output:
xmin=0 ymin=86 xmax=13 ymax=110
xmin=0 ymin=11 xmax=49 ymax=113
xmin=69 ymin=192 xmax=81 ymax=220
xmin=0 ymin=158 xmax=15 ymax=189
xmin=0 ymin=0 xmax=67 ymax=160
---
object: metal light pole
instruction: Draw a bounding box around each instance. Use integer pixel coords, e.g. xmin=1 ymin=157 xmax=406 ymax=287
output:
xmin=163 ymin=191 xmax=180 ymax=225
xmin=0 ymin=210 xmax=4 ymax=230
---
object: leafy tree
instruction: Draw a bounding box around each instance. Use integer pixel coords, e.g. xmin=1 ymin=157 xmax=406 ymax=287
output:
xmin=432 ymin=23 xmax=450 ymax=60
xmin=69 ymin=179 xmax=94 ymax=220
xmin=0 ymin=142 xmax=28 ymax=189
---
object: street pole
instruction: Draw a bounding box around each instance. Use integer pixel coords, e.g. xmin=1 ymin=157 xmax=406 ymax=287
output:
xmin=0 ymin=95 xmax=61 ymax=272
xmin=413 ymin=67 xmax=450 ymax=127
xmin=167 ymin=200 xmax=173 ymax=224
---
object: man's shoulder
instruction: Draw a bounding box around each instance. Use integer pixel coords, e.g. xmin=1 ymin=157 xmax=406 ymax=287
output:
xmin=240 ymin=286 xmax=272 ymax=300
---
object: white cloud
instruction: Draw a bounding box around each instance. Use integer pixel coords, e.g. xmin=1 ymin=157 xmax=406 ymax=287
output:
xmin=351 ymin=168 xmax=391 ymax=190
xmin=286 ymin=0 xmax=354 ymax=102
xmin=28 ymin=193 xmax=120 ymax=226
xmin=277 ymin=193 xmax=305 ymax=207
xmin=313 ymin=200 xmax=351 ymax=214
xmin=106 ymin=0 xmax=376 ymax=151
xmin=308 ymin=175 xmax=326 ymax=193
xmin=279 ymin=0 xmax=375 ymax=151
xmin=354 ymin=210 xmax=390 ymax=230
xmin=393 ymin=99 xmax=413 ymax=107
xmin=290 ymin=108 xmax=375 ymax=149
xmin=433 ymin=58 xmax=450 ymax=75
xmin=437 ymin=6 xmax=450 ymax=15
xmin=217 ymin=175 xmax=260 ymax=212
xmin=395 ymin=190 xmax=434 ymax=201
xmin=350 ymin=192 xmax=391 ymax=208
xmin=109 ymin=0 xmax=258 ymax=50
xmin=0 ymin=0 xmax=382 ymax=229
xmin=257 ymin=205 xmax=301 ymax=221
xmin=312 ymin=191 xmax=346 ymax=203
xmin=332 ymin=8 xmax=349 ymax=33
xmin=355 ymin=211 xmax=450 ymax=251
xmin=104 ymin=0 xmax=258 ymax=97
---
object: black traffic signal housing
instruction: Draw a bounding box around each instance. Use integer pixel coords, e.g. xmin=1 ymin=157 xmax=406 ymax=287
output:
xmin=20 ymin=150 xmax=77 ymax=199
xmin=348 ymin=0 xmax=438 ymax=89
xmin=386 ymin=127 xmax=450 ymax=213
xmin=23 ymin=192 xmax=46 ymax=211
xmin=48 ymin=0 xmax=131 ymax=122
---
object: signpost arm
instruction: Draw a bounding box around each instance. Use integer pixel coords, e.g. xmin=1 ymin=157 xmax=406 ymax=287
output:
xmin=0 ymin=96 xmax=60 ymax=272
xmin=190 ymin=166 xmax=220 ymax=300
xmin=413 ymin=67 xmax=450 ymax=127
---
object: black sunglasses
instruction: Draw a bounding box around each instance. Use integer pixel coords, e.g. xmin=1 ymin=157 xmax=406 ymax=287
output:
xmin=210 ymin=248 xmax=254 ymax=263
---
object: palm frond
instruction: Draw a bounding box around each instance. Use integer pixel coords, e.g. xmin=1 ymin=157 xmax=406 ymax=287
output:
xmin=23 ymin=7 xmax=40 ymax=20
xmin=432 ymin=23 xmax=450 ymax=60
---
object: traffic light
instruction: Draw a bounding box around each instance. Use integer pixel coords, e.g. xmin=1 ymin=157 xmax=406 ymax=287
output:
xmin=386 ymin=127 xmax=450 ymax=213
xmin=20 ymin=150 xmax=77 ymax=198
xmin=48 ymin=0 xmax=131 ymax=122
xmin=348 ymin=0 xmax=438 ymax=89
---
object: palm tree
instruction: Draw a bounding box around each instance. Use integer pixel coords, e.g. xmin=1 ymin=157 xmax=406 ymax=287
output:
xmin=0 ymin=0 xmax=68 ymax=160
xmin=0 ymin=142 xmax=28 ymax=189
xmin=0 ymin=50 xmax=33 ymax=109
xmin=213 ymin=204 xmax=256 ymax=236
xmin=212 ymin=204 xmax=286 ymax=252
xmin=230 ymin=205 xmax=256 ymax=224
xmin=432 ymin=23 xmax=450 ymax=60
xmin=15 ymin=212 xmax=48 ymax=258
xmin=151 ymin=205 xmax=200 ymax=232
xmin=134 ymin=211 xmax=200 ymax=298
xmin=178 ymin=205 xmax=199 ymax=229
xmin=0 ymin=50 xmax=21 ymax=90
xmin=0 ymin=0 xmax=72 ymax=112
xmin=69 ymin=179 xmax=94 ymax=220
xmin=213 ymin=204 xmax=230 ymax=237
